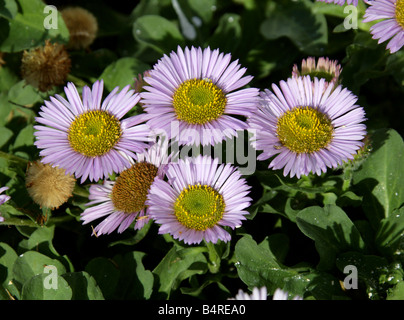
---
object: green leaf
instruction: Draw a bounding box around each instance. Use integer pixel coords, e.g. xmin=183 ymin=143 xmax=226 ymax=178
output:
xmin=17 ymin=226 xmax=71 ymax=270
xmin=10 ymin=124 xmax=36 ymax=160
xmin=375 ymin=207 xmax=404 ymax=257
xmin=85 ymin=257 xmax=120 ymax=300
xmin=133 ymin=15 xmax=185 ymax=54
xmin=208 ymin=13 xmax=242 ymax=53
xmin=0 ymin=242 xmax=19 ymax=299
xmin=260 ymin=0 xmax=327 ymax=55
xmin=99 ymin=57 xmax=150 ymax=92
xmin=296 ymin=205 xmax=366 ymax=270
xmin=7 ymin=80 xmax=43 ymax=107
xmin=234 ymin=235 xmax=346 ymax=299
xmin=0 ymin=93 xmax=14 ymax=127
xmin=352 ymin=129 xmax=404 ymax=227
xmin=0 ymin=0 xmax=18 ymax=19
xmin=61 ymin=272 xmax=104 ymax=300
xmin=21 ymin=273 xmax=72 ymax=300
xmin=152 ymin=245 xmax=208 ymax=298
xmin=110 ymin=251 xmax=154 ymax=300
xmin=0 ymin=0 xmax=69 ymax=52
xmin=387 ymin=282 xmax=404 ymax=300
xmin=188 ymin=0 xmax=216 ymax=23
xmin=12 ymin=251 xmax=67 ymax=289
xmin=0 ymin=66 xmax=19 ymax=92
xmin=0 ymin=127 xmax=13 ymax=149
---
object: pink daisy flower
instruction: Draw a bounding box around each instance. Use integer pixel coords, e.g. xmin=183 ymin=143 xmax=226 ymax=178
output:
xmin=34 ymin=80 xmax=151 ymax=183
xmin=247 ymin=76 xmax=367 ymax=178
xmin=363 ymin=0 xmax=404 ymax=53
xmin=146 ymin=155 xmax=251 ymax=245
xmin=80 ymin=140 xmax=172 ymax=235
xmin=140 ymin=46 xmax=259 ymax=146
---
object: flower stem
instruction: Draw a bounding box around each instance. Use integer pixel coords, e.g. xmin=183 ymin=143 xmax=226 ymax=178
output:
xmin=205 ymin=241 xmax=221 ymax=274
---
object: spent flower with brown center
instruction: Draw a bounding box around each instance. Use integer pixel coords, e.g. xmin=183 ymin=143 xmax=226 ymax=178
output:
xmin=21 ymin=40 xmax=71 ymax=92
xmin=61 ymin=6 xmax=98 ymax=50
xmin=25 ymin=160 xmax=76 ymax=210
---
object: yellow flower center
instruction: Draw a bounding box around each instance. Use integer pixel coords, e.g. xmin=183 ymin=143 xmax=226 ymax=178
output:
xmin=276 ymin=106 xmax=333 ymax=153
xmin=172 ymin=79 xmax=227 ymax=125
xmin=68 ymin=110 xmax=121 ymax=157
xmin=174 ymin=184 xmax=225 ymax=231
xmin=111 ymin=162 xmax=159 ymax=213
xmin=396 ymin=0 xmax=404 ymax=29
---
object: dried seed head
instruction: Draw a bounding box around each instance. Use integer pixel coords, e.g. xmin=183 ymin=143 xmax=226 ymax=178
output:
xmin=61 ymin=7 xmax=98 ymax=50
xmin=21 ymin=40 xmax=71 ymax=92
xmin=25 ymin=161 xmax=76 ymax=210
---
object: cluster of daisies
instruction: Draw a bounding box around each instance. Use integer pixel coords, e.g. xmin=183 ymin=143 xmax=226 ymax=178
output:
xmin=0 ymin=45 xmax=368 ymax=246
xmin=318 ymin=0 xmax=404 ymax=54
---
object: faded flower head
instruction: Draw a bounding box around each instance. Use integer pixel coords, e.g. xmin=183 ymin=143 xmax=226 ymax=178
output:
xmin=21 ymin=40 xmax=71 ymax=92
xmin=25 ymin=160 xmax=76 ymax=210
xmin=61 ymin=6 xmax=98 ymax=50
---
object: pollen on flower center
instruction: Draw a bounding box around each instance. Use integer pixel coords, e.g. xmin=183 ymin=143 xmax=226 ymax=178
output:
xmin=172 ymin=79 xmax=227 ymax=125
xmin=276 ymin=106 xmax=334 ymax=154
xmin=174 ymin=184 xmax=225 ymax=231
xmin=396 ymin=0 xmax=404 ymax=28
xmin=68 ymin=110 xmax=122 ymax=157
xmin=111 ymin=162 xmax=159 ymax=213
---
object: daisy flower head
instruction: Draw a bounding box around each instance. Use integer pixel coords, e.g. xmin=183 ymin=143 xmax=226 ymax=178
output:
xmin=0 ymin=187 xmax=11 ymax=222
xmin=80 ymin=139 xmax=172 ymax=235
xmin=363 ymin=0 xmax=404 ymax=53
xmin=140 ymin=46 xmax=259 ymax=146
xmin=229 ymin=287 xmax=268 ymax=300
xmin=272 ymin=288 xmax=303 ymax=300
xmin=292 ymin=57 xmax=342 ymax=89
xmin=247 ymin=76 xmax=367 ymax=178
xmin=146 ymin=155 xmax=252 ymax=245
xmin=316 ymin=0 xmax=358 ymax=6
xmin=34 ymin=80 xmax=151 ymax=183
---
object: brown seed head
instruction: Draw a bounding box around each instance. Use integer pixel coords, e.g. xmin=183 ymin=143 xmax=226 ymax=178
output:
xmin=61 ymin=7 xmax=98 ymax=50
xmin=21 ymin=40 xmax=71 ymax=92
xmin=25 ymin=161 xmax=76 ymax=210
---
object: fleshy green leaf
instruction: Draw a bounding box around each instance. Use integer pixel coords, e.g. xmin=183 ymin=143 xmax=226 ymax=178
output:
xmin=12 ymin=251 xmax=67 ymax=289
xmin=375 ymin=207 xmax=404 ymax=257
xmin=0 ymin=0 xmax=69 ymax=52
xmin=21 ymin=273 xmax=72 ymax=300
xmin=133 ymin=15 xmax=185 ymax=54
xmin=0 ymin=242 xmax=19 ymax=299
xmin=352 ymin=129 xmax=404 ymax=227
xmin=296 ymin=205 xmax=366 ymax=270
xmin=85 ymin=257 xmax=120 ymax=300
xmin=234 ymin=235 xmax=346 ymax=299
xmin=99 ymin=57 xmax=150 ymax=92
xmin=61 ymin=271 xmax=104 ymax=300
xmin=152 ymin=245 xmax=208 ymax=299
xmin=260 ymin=0 xmax=327 ymax=55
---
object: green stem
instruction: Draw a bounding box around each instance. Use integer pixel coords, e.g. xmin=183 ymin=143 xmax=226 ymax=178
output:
xmin=0 ymin=215 xmax=74 ymax=227
xmin=0 ymin=151 xmax=29 ymax=166
xmin=205 ymin=241 xmax=221 ymax=274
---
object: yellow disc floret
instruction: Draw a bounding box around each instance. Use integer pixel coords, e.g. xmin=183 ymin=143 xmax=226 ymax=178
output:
xmin=111 ymin=162 xmax=159 ymax=214
xmin=276 ymin=106 xmax=333 ymax=153
xmin=173 ymin=79 xmax=227 ymax=125
xmin=68 ymin=110 xmax=121 ymax=157
xmin=174 ymin=184 xmax=225 ymax=231
xmin=396 ymin=0 xmax=404 ymax=29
